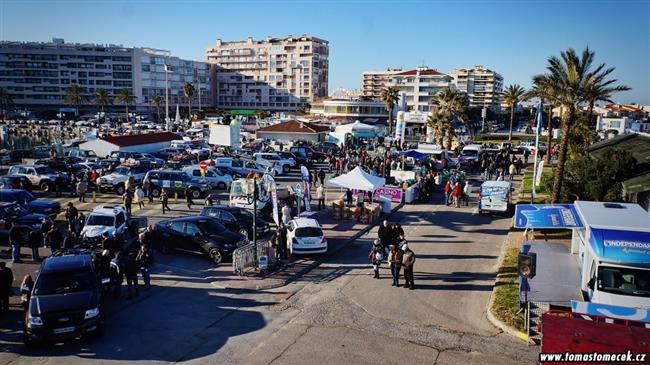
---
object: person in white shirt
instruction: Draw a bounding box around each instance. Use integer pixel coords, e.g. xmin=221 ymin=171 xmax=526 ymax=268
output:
xmin=135 ymin=186 xmax=145 ymax=209
xmin=316 ymin=184 xmax=325 ymax=210
xmin=281 ymin=204 xmax=291 ymax=225
xmin=463 ymin=182 xmax=471 ymax=206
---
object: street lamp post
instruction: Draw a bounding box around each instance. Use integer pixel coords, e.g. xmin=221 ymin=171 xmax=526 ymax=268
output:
xmin=164 ymin=64 xmax=170 ymax=128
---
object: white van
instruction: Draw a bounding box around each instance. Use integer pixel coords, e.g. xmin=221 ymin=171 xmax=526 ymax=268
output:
xmin=478 ymin=181 xmax=512 ymax=214
xmin=214 ymin=157 xmax=268 ymax=176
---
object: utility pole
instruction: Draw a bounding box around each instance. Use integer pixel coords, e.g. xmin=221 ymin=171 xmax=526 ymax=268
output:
xmin=164 ymin=64 xmax=170 ymax=129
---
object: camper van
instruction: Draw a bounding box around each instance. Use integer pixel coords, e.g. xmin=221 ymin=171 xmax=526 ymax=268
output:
xmin=478 ymin=181 xmax=512 ymax=214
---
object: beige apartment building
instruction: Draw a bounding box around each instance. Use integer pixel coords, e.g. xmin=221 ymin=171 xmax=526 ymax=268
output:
xmin=361 ymin=68 xmax=402 ymax=100
xmin=449 ymin=65 xmax=503 ymax=111
xmin=206 ymin=35 xmax=329 ymax=111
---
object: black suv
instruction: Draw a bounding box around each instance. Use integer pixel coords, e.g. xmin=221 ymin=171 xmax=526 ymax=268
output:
xmin=200 ymin=205 xmax=271 ymax=239
xmin=24 ymin=253 xmax=104 ymax=346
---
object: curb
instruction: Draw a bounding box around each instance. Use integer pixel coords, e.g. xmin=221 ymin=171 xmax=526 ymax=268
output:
xmin=235 ymin=202 xmax=406 ymax=290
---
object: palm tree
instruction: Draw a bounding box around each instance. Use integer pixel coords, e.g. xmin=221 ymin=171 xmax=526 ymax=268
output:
xmin=584 ymin=71 xmax=630 ymax=128
xmin=64 ymin=84 xmax=85 ymax=120
xmin=0 ymin=88 xmax=13 ymax=123
xmin=380 ymin=86 xmax=400 ymax=136
xmin=428 ymin=88 xmax=468 ymax=150
xmin=502 ymin=84 xmax=527 ymax=141
xmin=425 ymin=110 xmax=450 ymax=148
xmin=545 ymin=47 xmax=629 ymax=203
xmin=526 ymin=75 xmax=556 ymax=163
xmin=253 ymin=109 xmax=269 ymax=120
xmin=298 ymin=103 xmax=311 ymax=115
xmin=92 ymin=88 xmax=111 ymax=114
xmin=114 ymin=88 xmax=135 ymax=122
xmin=150 ymin=95 xmax=162 ymax=122
xmin=183 ymin=83 xmax=196 ymax=121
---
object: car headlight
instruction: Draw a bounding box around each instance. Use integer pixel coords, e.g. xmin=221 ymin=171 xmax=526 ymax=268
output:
xmin=28 ymin=315 xmax=43 ymax=326
xmin=84 ymin=307 xmax=100 ymax=319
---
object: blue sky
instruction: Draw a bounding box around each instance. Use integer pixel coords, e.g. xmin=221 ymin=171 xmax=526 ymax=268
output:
xmin=1 ymin=0 xmax=649 ymax=104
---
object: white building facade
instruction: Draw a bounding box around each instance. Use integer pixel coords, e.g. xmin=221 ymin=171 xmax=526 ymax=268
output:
xmin=206 ymin=35 xmax=329 ymax=111
xmin=449 ymin=65 xmax=503 ymax=111
xmin=361 ymin=69 xmax=403 ymax=100
xmin=387 ymin=67 xmax=455 ymax=113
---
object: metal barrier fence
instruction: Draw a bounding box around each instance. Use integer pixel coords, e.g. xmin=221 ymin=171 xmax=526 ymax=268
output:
xmin=232 ymin=240 xmax=272 ymax=276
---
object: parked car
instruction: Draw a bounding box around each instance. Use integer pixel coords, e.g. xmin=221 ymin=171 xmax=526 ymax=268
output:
xmin=23 ymin=253 xmax=104 ymax=346
xmin=142 ymin=170 xmax=210 ymax=199
xmin=108 ymin=151 xmax=143 ymax=162
xmin=286 ymin=218 xmax=327 ymax=255
xmin=200 ymin=205 xmax=270 ymax=239
xmin=289 ymin=146 xmax=327 ymax=164
xmin=0 ymin=202 xmax=51 ymax=245
xmin=0 ymin=189 xmax=61 ymax=219
xmin=313 ymin=142 xmax=340 ymax=154
xmin=153 ymin=216 xmax=247 ymax=264
xmin=278 ymin=151 xmax=308 ymax=168
xmin=152 ymin=147 xmax=186 ymax=160
xmin=66 ymin=149 xmax=99 ymax=162
xmin=182 ymin=166 xmax=233 ymax=190
xmin=7 ymin=165 xmax=69 ymax=192
xmin=80 ymin=206 xmax=128 ymax=245
xmin=213 ymin=157 xmax=267 ymax=177
xmin=253 ymin=152 xmax=294 ymax=175
xmin=0 ymin=175 xmax=32 ymax=191
xmin=96 ymin=165 xmax=149 ymax=195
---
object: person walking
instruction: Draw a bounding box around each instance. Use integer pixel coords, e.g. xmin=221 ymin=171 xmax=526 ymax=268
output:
xmin=316 ymin=184 xmax=325 ymax=210
xmin=508 ymin=162 xmax=517 ymax=181
xmin=40 ymin=218 xmax=51 ymax=248
xmin=402 ymin=243 xmax=416 ymax=289
xmin=378 ymin=220 xmax=393 ymax=253
xmin=28 ymin=229 xmax=42 ymax=262
xmin=345 ymin=189 xmax=353 ymax=206
xmin=124 ymin=253 xmax=139 ymax=299
xmin=318 ymin=168 xmax=326 ymax=186
xmin=110 ymin=252 xmax=125 ymax=299
xmin=20 ymin=274 xmax=34 ymax=312
xmin=161 ymin=189 xmax=171 ymax=214
xmin=76 ymin=178 xmax=88 ymax=202
xmin=45 ymin=226 xmax=62 ymax=255
xmin=452 ymin=182 xmax=462 ymax=208
xmin=0 ymin=262 xmax=13 ymax=313
xmin=184 ymin=186 xmax=193 ymax=209
xmin=444 ymin=180 xmax=452 ymax=206
xmin=369 ymin=240 xmax=384 ymax=279
xmin=9 ymin=222 xmax=22 ymax=263
xmin=277 ymin=223 xmax=288 ymax=260
xmin=123 ymin=191 xmax=133 ymax=216
xmin=463 ymin=181 xmax=471 ymax=206
xmin=65 ymin=202 xmax=78 ymax=232
xmin=389 ymin=245 xmax=403 ymax=287
xmin=135 ymin=186 xmax=145 ymax=209
xmin=147 ymin=182 xmax=154 ymax=203
xmin=136 ymin=243 xmax=154 ymax=290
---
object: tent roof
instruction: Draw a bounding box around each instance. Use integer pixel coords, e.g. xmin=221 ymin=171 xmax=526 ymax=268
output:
xmin=327 ymin=166 xmax=385 ymax=191
xmin=400 ymin=150 xmax=429 ymax=160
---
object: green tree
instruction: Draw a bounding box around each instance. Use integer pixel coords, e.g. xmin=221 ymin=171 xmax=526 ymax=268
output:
xmin=425 ymin=110 xmax=450 ymax=147
xmin=92 ymin=88 xmax=111 ymax=114
xmin=0 ymin=88 xmax=13 ymax=123
xmin=64 ymin=84 xmax=86 ymax=119
xmin=428 ymin=88 xmax=468 ymax=150
xmin=114 ymin=88 xmax=135 ymax=122
xmin=380 ymin=86 xmax=400 ymax=136
xmin=584 ymin=69 xmax=630 ymax=128
xmin=545 ymin=47 xmax=630 ymax=203
xmin=183 ymin=83 xmax=196 ymax=121
xmin=502 ymin=84 xmax=527 ymax=142
xmin=150 ymin=95 xmax=162 ymax=122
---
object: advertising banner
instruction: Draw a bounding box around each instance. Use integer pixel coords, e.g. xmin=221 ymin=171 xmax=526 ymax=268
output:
xmin=352 ymin=187 xmax=402 ymax=203
xmin=514 ymin=204 xmax=584 ymax=229
xmin=571 ymin=301 xmax=650 ymax=327
xmin=300 ymin=165 xmax=310 ymax=182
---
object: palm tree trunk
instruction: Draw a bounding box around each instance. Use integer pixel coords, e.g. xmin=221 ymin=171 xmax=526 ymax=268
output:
xmin=156 ymin=106 xmax=160 ymax=123
xmin=508 ymin=104 xmax=515 ymax=141
xmin=545 ymin=104 xmax=553 ymax=164
xmin=551 ymin=108 xmax=574 ymax=203
xmin=188 ymin=98 xmax=192 ymax=120
xmin=387 ymin=106 xmax=393 ymax=137
xmin=125 ymin=104 xmax=129 ymax=122
xmin=587 ymin=101 xmax=595 ymax=128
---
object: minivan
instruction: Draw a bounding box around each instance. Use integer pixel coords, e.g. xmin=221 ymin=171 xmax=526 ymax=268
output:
xmin=478 ymin=181 xmax=512 ymax=214
xmin=142 ymin=170 xmax=210 ymax=198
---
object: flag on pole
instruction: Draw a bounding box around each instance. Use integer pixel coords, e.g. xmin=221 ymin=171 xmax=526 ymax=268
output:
xmin=535 ymin=101 xmax=543 ymax=136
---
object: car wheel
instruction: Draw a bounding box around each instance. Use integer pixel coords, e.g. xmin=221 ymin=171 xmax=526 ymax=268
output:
xmin=159 ymin=241 xmax=171 ymax=255
xmin=217 ymin=182 xmax=227 ymax=190
xmin=115 ymin=184 xmax=125 ymax=195
xmin=238 ymin=228 xmax=250 ymax=239
xmin=209 ymin=247 xmax=223 ymax=265
xmin=191 ymin=189 xmax=201 ymax=199
xmin=151 ymin=187 xmax=161 ymax=198
xmin=282 ymin=164 xmax=290 ymax=174
xmin=39 ymin=181 xmax=51 ymax=192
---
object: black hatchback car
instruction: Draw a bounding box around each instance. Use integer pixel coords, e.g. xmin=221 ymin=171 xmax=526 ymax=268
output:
xmin=154 ymin=216 xmax=247 ymax=264
xmin=24 ymin=253 xmax=104 ymax=346
xmin=200 ymin=205 xmax=271 ymax=240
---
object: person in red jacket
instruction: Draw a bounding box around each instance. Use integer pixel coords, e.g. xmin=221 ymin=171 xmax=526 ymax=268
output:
xmin=452 ymin=182 xmax=462 ymax=208
xmin=444 ymin=181 xmax=452 ymax=206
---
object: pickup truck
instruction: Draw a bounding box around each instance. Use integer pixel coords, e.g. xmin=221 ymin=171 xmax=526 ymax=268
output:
xmin=96 ymin=165 xmax=149 ymax=195
xmin=289 ymin=146 xmax=326 ymax=164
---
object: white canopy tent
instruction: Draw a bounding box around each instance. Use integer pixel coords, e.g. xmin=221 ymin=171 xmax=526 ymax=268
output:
xmin=328 ymin=166 xmax=385 ymax=191
xmin=335 ymin=120 xmax=380 ymax=135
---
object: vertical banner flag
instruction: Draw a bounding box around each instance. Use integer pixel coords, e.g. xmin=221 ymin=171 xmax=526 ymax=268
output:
xmin=264 ymin=174 xmax=279 ymax=226
xmin=531 ymin=101 xmax=543 ymax=202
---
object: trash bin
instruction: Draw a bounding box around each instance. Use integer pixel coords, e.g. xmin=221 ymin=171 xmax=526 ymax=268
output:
xmin=379 ymin=196 xmax=391 ymax=214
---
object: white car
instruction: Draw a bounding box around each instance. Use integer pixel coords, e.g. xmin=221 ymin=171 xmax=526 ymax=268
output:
xmin=183 ymin=165 xmax=233 ymax=190
xmin=253 ymin=152 xmax=295 ymax=175
xmin=80 ymin=206 xmax=128 ymax=244
xmin=286 ymin=218 xmax=327 ymax=255
xmin=97 ymin=165 xmax=149 ymax=194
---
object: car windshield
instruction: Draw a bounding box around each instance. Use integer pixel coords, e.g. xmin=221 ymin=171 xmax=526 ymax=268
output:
xmin=295 ymin=227 xmax=323 ymax=237
xmin=33 ymin=269 xmax=96 ymax=295
xmin=86 ymin=215 xmax=115 ymax=226
xmin=598 ymin=266 xmax=650 ymax=298
xmin=195 ymin=219 xmax=226 ymax=234
xmin=2 ymin=204 xmax=29 ymax=218
xmin=35 ymin=167 xmax=56 ymax=174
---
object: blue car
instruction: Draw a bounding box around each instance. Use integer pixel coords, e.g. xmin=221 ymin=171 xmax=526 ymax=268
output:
xmin=0 ymin=202 xmax=51 ymax=246
xmin=0 ymin=189 xmax=61 ymax=219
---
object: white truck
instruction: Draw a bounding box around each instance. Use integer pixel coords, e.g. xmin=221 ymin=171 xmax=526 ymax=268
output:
xmin=229 ymin=177 xmax=290 ymax=216
xmin=252 ymin=152 xmax=295 ymax=175
xmin=209 ymin=122 xmax=241 ymax=148
xmin=96 ymin=164 xmax=149 ymax=195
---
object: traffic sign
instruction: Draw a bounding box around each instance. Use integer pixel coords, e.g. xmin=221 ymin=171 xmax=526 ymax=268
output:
xmin=295 ymin=183 xmax=303 ymax=196
xmin=199 ymin=161 xmax=207 ymax=172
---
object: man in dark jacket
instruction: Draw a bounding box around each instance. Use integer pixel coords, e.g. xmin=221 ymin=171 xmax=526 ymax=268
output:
xmin=377 ymin=220 xmax=393 ymax=249
xmin=318 ymin=168 xmax=326 ymax=186
xmin=0 ymin=261 xmax=13 ymax=312
xmin=184 ymin=186 xmax=193 ymax=209
xmin=124 ymin=254 xmax=139 ymax=299
xmin=9 ymin=222 xmax=22 ymax=263
xmin=28 ymin=230 xmax=42 ymax=262
xmin=40 ymin=218 xmax=52 ymax=247
xmin=65 ymin=202 xmax=78 ymax=232
xmin=45 ymin=226 xmax=62 ymax=254
xmin=136 ymin=243 xmax=153 ymax=289
xmin=277 ymin=223 xmax=288 ymax=260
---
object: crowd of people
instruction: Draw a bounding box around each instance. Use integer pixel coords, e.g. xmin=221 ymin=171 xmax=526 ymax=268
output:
xmin=371 ymin=220 xmax=416 ymax=289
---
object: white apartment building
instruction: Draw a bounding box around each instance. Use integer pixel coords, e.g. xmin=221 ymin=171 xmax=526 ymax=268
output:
xmin=206 ymin=35 xmax=329 ymax=111
xmin=362 ymin=68 xmax=402 ymax=100
xmin=387 ymin=67 xmax=455 ymax=113
xmin=0 ymin=38 xmax=210 ymax=116
xmin=450 ymin=65 xmax=503 ymax=111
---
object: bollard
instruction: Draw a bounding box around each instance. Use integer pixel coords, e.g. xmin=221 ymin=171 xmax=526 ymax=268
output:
xmin=174 ymin=192 xmax=178 ymax=203
xmin=92 ymin=191 xmax=97 ymax=203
